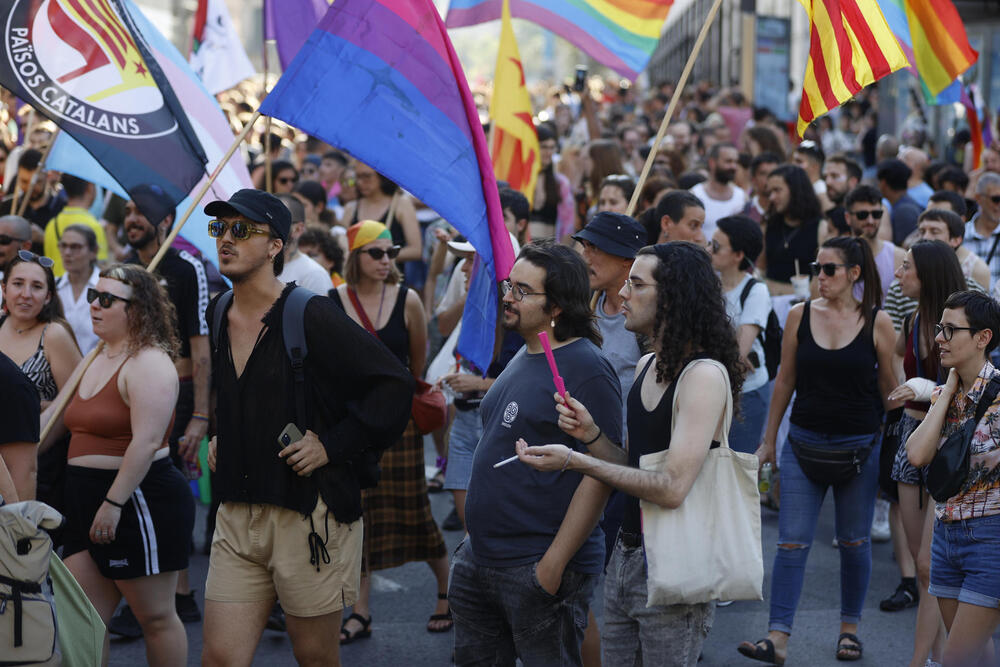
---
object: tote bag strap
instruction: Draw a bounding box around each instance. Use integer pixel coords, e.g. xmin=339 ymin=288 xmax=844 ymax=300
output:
xmin=670 ymin=358 xmax=733 ymax=450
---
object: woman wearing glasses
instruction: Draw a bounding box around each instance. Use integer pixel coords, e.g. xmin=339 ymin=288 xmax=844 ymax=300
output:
xmin=906 ymin=291 xmax=1000 ymax=667
xmin=40 ymin=263 xmax=193 ymax=665
xmin=0 ymin=249 xmax=81 ymax=500
xmin=739 ymin=236 xmax=897 ymax=664
xmin=331 ymin=220 xmax=450 ymax=643
xmin=342 ymin=162 xmax=422 ymax=263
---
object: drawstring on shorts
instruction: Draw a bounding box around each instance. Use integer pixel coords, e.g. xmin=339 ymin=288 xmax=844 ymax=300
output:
xmin=307 ymin=510 xmax=331 ymax=572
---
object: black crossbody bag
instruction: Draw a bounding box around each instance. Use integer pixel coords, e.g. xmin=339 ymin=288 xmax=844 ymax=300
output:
xmin=789 ymin=431 xmax=880 ymax=487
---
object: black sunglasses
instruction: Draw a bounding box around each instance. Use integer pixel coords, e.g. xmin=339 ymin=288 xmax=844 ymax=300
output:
xmin=934 ymin=323 xmax=978 ymax=341
xmin=810 ymin=261 xmax=855 ymax=277
xmin=87 ymin=287 xmax=131 ymax=309
xmin=208 ymin=219 xmax=271 ymax=241
xmin=17 ymin=249 xmax=54 ymax=268
xmin=991 ymin=195 xmax=1000 ymax=204
xmin=363 ymin=246 xmax=401 ymax=260
xmin=0 ymin=234 xmax=25 ymax=246
xmin=850 ymin=209 xmax=883 ymax=221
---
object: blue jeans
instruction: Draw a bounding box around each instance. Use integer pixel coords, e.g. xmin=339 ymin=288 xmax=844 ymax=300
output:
xmin=449 ymin=539 xmax=597 ymax=666
xmin=768 ymin=424 xmax=881 ymax=634
xmin=729 ymin=384 xmax=771 ymax=454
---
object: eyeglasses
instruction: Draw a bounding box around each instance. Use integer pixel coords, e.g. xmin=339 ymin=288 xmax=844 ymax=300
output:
xmin=501 ymin=279 xmax=545 ymax=302
xmin=707 ymin=239 xmax=721 ymax=254
xmin=622 ymin=278 xmax=652 ymax=295
xmin=86 ymin=288 xmax=131 ymax=308
xmin=208 ymin=219 xmax=271 ymax=241
xmin=276 ymin=176 xmax=298 ymax=185
xmin=363 ymin=246 xmax=401 ymax=260
xmin=934 ymin=323 xmax=978 ymax=341
xmin=810 ymin=261 xmax=854 ymax=277
xmin=0 ymin=234 xmax=25 ymax=246
xmin=849 ymin=209 xmax=883 ymax=221
xmin=990 ymin=195 xmax=1000 ymax=204
xmin=17 ymin=249 xmax=54 ymax=268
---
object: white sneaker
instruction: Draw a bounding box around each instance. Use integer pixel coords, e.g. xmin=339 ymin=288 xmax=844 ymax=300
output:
xmin=871 ymin=498 xmax=891 ymax=542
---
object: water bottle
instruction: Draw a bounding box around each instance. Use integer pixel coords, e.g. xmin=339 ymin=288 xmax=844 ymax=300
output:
xmin=758 ymin=463 xmax=773 ymax=494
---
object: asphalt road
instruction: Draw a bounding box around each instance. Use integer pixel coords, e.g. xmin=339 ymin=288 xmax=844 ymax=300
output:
xmin=106 ymin=440 xmax=996 ymax=666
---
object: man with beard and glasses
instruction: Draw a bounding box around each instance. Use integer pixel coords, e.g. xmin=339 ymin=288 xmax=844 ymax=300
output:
xmin=689 ymin=143 xmax=747 ymax=241
xmin=822 ymin=154 xmax=862 ymax=238
xmin=844 ymin=184 xmax=904 ymax=299
xmin=109 ymin=184 xmax=211 ymax=638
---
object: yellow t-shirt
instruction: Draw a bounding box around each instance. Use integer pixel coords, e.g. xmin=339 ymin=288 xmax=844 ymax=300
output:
xmin=44 ymin=207 xmax=109 ymax=277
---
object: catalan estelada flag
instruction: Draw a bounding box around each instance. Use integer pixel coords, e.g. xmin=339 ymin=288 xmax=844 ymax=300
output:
xmin=446 ymin=0 xmax=673 ymax=80
xmin=878 ymin=0 xmax=976 ymax=104
xmin=260 ymin=0 xmax=514 ymax=374
xmin=490 ymin=0 xmax=540 ymax=204
xmin=0 ymin=0 xmax=207 ymax=214
xmin=797 ymin=0 xmax=908 ymax=136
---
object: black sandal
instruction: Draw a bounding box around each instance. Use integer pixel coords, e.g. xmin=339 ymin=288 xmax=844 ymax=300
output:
xmin=836 ymin=633 xmax=863 ymax=661
xmin=737 ymin=638 xmax=785 ymax=665
xmin=339 ymin=613 xmax=372 ymax=645
xmin=427 ymin=592 xmax=453 ymax=633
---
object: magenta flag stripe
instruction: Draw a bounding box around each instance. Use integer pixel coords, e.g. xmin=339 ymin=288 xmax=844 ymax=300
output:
xmin=369 ymin=0 xmax=451 ymax=64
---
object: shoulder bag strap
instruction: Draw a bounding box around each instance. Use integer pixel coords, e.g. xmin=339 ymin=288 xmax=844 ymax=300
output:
xmin=282 ymin=287 xmax=315 ymax=428
xmin=670 ymin=359 xmax=733 ymax=450
xmin=346 ymin=287 xmax=379 ymax=338
xmin=986 ymin=233 xmax=1000 ymax=267
xmin=211 ymin=290 xmax=233 ymax=357
xmin=973 ymin=377 xmax=1000 ymax=423
xmin=912 ymin=313 xmax=923 ymax=379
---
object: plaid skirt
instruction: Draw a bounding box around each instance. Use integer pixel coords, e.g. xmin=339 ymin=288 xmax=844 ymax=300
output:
xmin=363 ymin=420 xmax=446 ymax=571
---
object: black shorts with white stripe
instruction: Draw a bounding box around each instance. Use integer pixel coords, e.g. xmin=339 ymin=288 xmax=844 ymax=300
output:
xmin=63 ymin=458 xmax=194 ymax=580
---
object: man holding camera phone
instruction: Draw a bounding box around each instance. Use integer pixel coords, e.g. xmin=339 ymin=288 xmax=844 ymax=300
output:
xmin=200 ymin=189 xmax=414 ymax=666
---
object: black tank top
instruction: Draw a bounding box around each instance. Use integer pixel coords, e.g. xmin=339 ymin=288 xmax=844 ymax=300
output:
xmin=330 ymin=286 xmax=410 ymax=368
xmin=764 ymin=214 xmax=820 ymax=283
xmin=790 ymin=301 xmax=882 ymax=434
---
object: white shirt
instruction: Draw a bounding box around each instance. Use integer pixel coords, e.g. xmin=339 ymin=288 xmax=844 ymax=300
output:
xmin=278 ymin=252 xmax=333 ymax=295
xmin=724 ymin=274 xmax=771 ymax=393
xmin=56 ymin=266 xmax=101 ymax=355
xmin=690 ymin=182 xmax=747 ymax=241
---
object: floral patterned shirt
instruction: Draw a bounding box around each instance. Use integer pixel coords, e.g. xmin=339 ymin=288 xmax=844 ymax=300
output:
xmin=931 ymin=361 xmax=1000 ymax=521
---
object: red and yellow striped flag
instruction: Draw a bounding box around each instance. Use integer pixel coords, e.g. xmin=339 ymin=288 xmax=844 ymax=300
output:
xmin=797 ymin=0 xmax=908 ymax=136
xmin=489 ymin=0 xmax=539 ymax=203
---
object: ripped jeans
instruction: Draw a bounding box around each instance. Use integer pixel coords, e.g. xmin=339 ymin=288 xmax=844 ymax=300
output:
xmin=768 ymin=424 xmax=881 ymax=635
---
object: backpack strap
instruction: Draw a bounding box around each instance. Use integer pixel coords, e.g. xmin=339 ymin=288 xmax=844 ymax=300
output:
xmin=283 ymin=286 xmax=316 ymax=428
xmin=738 ymin=278 xmax=766 ymax=345
xmin=211 ymin=290 xmax=234 ymax=358
xmin=0 ymin=574 xmax=42 ymax=647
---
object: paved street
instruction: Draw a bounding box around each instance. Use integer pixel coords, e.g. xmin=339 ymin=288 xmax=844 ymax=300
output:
xmin=107 ymin=441 xmax=992 ymax=666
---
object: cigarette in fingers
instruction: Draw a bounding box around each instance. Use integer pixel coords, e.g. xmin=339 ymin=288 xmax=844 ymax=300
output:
xmin=493 ymin=454 xmax=519 ymax=468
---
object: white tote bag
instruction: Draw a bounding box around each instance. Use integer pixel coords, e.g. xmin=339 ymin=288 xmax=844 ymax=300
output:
xmin=639 ymin=359 xmax=764 ymax=607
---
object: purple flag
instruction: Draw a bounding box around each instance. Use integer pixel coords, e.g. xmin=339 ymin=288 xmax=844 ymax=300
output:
xmin=264 ymin=0 xmax=329 ymax=70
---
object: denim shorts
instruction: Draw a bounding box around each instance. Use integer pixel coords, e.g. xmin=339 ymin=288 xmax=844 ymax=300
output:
xmin=444 ymin=407 xmax=483 ymax=491
xmin=929 ymin=513 xmax=1000 ymax=608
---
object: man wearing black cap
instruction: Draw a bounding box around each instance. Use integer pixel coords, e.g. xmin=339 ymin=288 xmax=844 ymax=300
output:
xmin=109 ymin=184 xmax=211 ymax=637
xmin=200 ymin=189 xmax=413 ymax=666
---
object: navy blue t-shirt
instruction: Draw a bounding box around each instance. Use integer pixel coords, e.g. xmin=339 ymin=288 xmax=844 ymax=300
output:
xmin=465 ymin=337 xmax=623 ymax=574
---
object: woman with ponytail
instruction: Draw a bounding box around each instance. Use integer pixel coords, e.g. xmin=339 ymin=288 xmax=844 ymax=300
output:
xmin=739 ymin=236 xmax=897 ymax=664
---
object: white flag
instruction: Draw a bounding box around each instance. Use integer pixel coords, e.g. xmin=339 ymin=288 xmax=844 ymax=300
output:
xmin=189 ymin=0 xmax=256 ymax=95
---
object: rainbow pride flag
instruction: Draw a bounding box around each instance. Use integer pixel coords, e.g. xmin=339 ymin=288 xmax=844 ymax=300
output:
xmin=878 ymin=0 xmax=976 ymax=104
xmin=446 ymin=0 xmax=673 ymax=80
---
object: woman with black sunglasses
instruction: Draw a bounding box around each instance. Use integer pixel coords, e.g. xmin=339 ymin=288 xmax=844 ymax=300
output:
xmin=739 ymin=236 xmax=897 ymax=664
xmin=39 ymin=263 xmax=193 ymax=665
xmin=0 ymin=249 xmax=81 ymax=500
xmin=330 ymin=220 xmax=450 ymax=643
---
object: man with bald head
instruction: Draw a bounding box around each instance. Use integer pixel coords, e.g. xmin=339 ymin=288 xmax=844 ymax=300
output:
xmin=0 ymin=214 xmax=31 ymax=277
xmin=900 ymin=147 xmax=933 ymax=207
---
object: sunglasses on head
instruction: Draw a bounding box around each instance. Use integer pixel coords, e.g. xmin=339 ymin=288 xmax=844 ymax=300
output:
xmin=850 ymin=209 xmax=883 ymax=221
xmin=17 ymin=249 xmax=54 ymax=268
xmin=207 ymin=219 xmax=271 ymax=241
xmin=810 ymin=261 xmax=855 ymax=277
xmin=363 ymin=246 xmax=401 ymax=260
xmin=86 ymin=287 xmax=130 ymax=308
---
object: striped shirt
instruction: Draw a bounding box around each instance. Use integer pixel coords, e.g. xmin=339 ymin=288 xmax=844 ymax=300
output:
xmin=884 ymin=274 xmax=984 ymax=332
xmin=963 ymin=217 xmax=1000 ymax=290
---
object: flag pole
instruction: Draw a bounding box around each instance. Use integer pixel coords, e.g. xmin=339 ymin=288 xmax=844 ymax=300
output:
xmin=626 ymin=0 xmax=724 ymax=217
xmin=17 ymin=127 xmax=60 ymax=218
xmin=11 ymin=110 xmax=38 ymax=215
xmin=38 ymin=110 xmax=263 ymax=446
xmin=263 ymin=35 xmax=274 ymax=193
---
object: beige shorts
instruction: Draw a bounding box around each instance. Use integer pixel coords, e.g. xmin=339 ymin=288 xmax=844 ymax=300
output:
xmin=205 ymin=497 xmax=362 ymax=617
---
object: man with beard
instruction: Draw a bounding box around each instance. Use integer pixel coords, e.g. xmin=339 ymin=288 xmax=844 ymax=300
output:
xmin=845 ymin=185 xmax=904 ymax=299
xmin=689 ymin=143 xmax=747 ymax=241
xmin=743 ymin=153 xmax=780 ymax=225
xmin=450 ymin=241 xmax=624 ymax=666
xmin=822 ymin=154 xmax=862 ymax=237
xmin=108 ymin=184 xmax=211 ymax=637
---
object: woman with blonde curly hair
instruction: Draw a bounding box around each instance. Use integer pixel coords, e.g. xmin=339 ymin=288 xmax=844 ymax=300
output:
xmin=41 ymin=263 xmax=194 ymax=666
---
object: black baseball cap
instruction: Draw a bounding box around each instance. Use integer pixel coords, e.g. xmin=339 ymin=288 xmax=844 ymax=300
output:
xmin=204 ymin=189 xmax=291 ymax=242
xmin=572 ymin=212 xmax=646 ymax=259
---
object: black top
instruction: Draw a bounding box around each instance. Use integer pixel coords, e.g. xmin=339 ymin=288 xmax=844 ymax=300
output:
xmin=125 ymin=247 xmax=209 ymax=360
xmin=531 ymin=170 xmax=558 ymax=224
xmin=0 ymin=190 xmax=66 ymax=228
xmin=790 ymin=302 xmax=882 ymax=434
xmin=330 ymin=286 xmax=409 ymax=368
xmin=826 ymin=206 xmax=849 ymax=235
xmin=208 ymin=283 xmax=414 ymax=520
xmin=0 ymin=350 xmax=40 ymax=448
xmin=764 ymin=214 xmax=820 ymax=283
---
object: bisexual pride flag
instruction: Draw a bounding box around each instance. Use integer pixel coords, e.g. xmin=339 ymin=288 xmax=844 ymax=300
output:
xmin=0 ymin=0 xmax=207 ymax=212
xmin=261 ymin=0 xmax=514 ymax=374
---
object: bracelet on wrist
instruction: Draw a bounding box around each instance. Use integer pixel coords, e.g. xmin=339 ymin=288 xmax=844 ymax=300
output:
xmin=560 ymin=450 xmax=574 ymax=472
xmin=104 ymin=496 xmax=125 ymax=509
xmin=582 ymin=428 xmax=602 ymax=446
xmin=191 ymin=413 xmax=210 ymax=422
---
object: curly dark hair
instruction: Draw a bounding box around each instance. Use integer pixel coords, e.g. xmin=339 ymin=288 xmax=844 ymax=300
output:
xmin=100 ymin=264 xmax=180 ymax=359
xmin=636 ymin=242 xmax=745 ymax=405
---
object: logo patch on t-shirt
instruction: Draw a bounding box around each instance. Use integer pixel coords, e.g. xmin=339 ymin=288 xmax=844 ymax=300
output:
xmin=109 ymin=559 xmax=129 ymax=568
xmin=502 ymin=401 xmax=518 ymax=428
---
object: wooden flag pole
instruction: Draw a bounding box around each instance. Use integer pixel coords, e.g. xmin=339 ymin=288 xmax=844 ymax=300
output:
xmin=626 ymin=0 xmax=724 ymax=217
xmin=38 ymin=110 xmax=263 ymax=446
xmin=17 ymin=127 xmax=60 ymax=218
xmin=10 ymin=111 xmax=39 ymax=216
xmin=263 ymin=38 xmax=275 ymax=194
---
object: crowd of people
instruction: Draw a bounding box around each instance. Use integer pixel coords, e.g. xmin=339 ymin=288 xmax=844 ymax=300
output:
xmin=2 ymin=73 xmax=1000 ymax=667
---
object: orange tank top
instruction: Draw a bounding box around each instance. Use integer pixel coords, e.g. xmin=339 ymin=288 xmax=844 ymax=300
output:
xmin=64 ymin=364 xmax=172 ymax=458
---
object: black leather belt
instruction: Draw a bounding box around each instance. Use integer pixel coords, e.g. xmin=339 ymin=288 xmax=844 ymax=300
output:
xmin=454 ymin=398 xmax=481 ymax=412
xmin=619 ymin=529 xmax=642 ymax=549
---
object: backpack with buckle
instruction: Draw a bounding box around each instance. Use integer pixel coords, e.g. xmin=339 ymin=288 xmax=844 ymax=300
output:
xmin=738 ymin=278 xmax=782 ymax=381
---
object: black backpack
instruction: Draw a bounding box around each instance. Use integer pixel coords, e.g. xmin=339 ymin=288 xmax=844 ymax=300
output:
xmin=739 ymin=279 xmax=782 ymax=381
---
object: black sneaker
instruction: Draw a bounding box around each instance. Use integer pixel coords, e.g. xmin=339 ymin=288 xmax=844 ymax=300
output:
xmin=266 ymin=603 xmax=287 ymax=632
xmin=879 ymin=581 xmax=918 ymax=611
xmin=108 ymin=605 xmax=143 ymax=639
xmin=442 ymin=508 xmax=463 ymax=531
xmin=175 ymin=591 xmax=201 ymax=623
